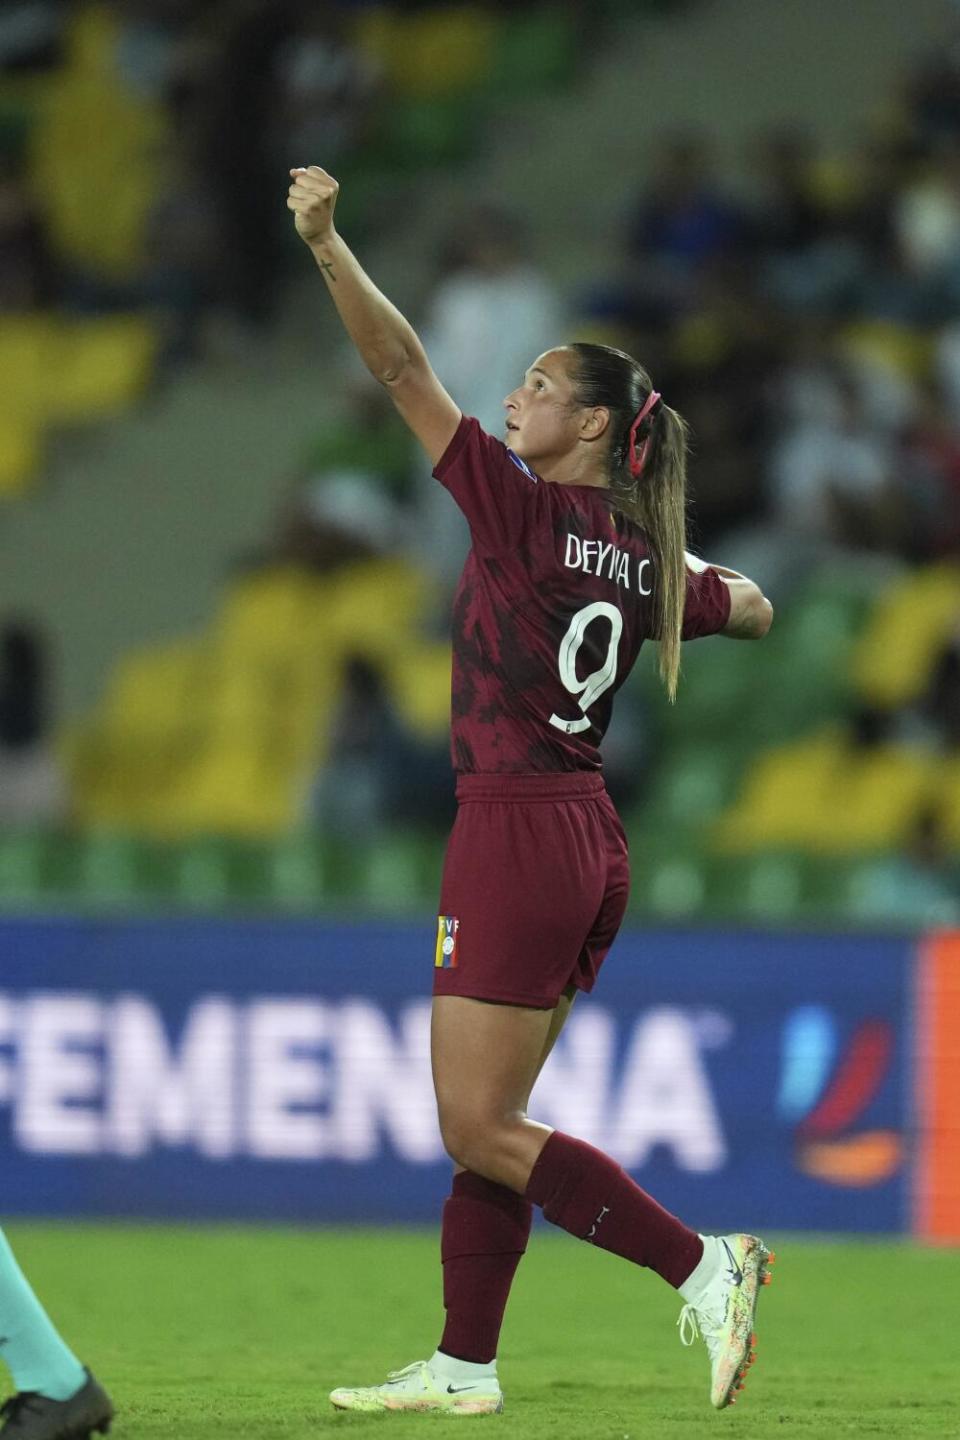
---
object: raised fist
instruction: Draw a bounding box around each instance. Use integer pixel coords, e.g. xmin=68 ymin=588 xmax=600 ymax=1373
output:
xmin=287 ymin=165 xmax=339 ymax=245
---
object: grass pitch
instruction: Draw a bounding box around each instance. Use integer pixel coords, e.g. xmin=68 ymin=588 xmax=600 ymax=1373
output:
xmin=2 ymin=1223 xmax=958 ymax=1438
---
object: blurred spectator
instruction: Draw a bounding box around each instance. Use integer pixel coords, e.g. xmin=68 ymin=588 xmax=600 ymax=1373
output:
xmin=0 ymin=2 xmax=65 ymax=72
xmin=664 ymin=264 xmax=777 ymax=547
xmin=925 ymin=623 xmax=960 ymax=750
xmin=746 ymin=128 xmax=825 ymax=259
xmin=298 ymin=386 xmax=415 ymax=505
xmin=414 ymin=204 xmax=564 ymax=582
xmin=894 ymin=144 xmax=960 ymax=278
xmin=904 ymin=26 xmax=960 ymax=144
xmin=934 ymin=314 xmax=960 ymax=418
xmin=625 ymin=132 xmax=746 ymax=296
xmin=0 ymin=620 xmax=67 ymax=827
xmin=273 ymin=464 xmax=410 ymax=573
xmin=312 ymin=654 xmax=450 ymax=840
xmin=852 ymin=227 xmax=955 ymax=328
xmin=769 ymin=370 xmax=903 ymax=550
xmin=274 ymin=5 xmax=381 ymax=170
xmin=184 ymin=0 xmax=297 ymax=334
xmin=138 ymin=103 xmax=221 ymax=363
xmin=897 ymin=379 xmax=960 ymax=558
xmin=0 ymin=144 xmax=55 ymax=310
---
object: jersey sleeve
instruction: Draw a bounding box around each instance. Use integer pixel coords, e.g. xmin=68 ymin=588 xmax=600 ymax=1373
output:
xmin=681 ymin=565 xmax=732 ymax=639
xmin=433 ymin=415 xmax=537 ymax=554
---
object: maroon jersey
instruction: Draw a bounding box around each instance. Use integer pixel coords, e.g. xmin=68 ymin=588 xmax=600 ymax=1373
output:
xmin=434 ymin=416 xmax=731 ymax=774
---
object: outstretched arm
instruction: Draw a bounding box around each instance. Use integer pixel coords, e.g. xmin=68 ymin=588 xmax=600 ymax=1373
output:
xmin=288 ymin=166 xmax=461 ymax=464
xmin=686 ymin=551 xmax=774 ymax=640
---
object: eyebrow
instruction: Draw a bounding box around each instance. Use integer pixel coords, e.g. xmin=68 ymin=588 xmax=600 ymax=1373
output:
xmin=526 ymin=366 xmax=550 ymax=380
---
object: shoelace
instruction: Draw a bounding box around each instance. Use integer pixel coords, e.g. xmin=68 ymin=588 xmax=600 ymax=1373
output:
xmin=677 ymin=1302 xmax=725 ymax=1361
xmin=385 ymin=1362 xmax=428 ymax=1385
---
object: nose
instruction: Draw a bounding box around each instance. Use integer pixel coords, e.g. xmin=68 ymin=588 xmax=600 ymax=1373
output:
xmin=504 ymin=390 xmax=519 ymax=414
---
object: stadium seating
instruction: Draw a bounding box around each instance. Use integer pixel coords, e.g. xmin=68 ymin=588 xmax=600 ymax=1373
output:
xmin=852 ymin=563 xmax=960 ymax=709
xmin=67 ymin=559 xmax=445 ymax=838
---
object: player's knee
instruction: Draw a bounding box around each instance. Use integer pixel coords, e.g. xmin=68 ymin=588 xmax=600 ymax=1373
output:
xmin=437 ymin=1104 xmax=477 ymax=1169
xmin=437 ymin=1102 xmax=502 ymax=1173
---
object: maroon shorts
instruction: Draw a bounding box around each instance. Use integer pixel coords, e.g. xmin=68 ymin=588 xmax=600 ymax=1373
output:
xmin=433 ymin=771 xmax=630 ymax=1009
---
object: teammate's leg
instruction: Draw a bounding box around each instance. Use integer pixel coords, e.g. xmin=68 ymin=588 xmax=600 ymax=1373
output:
xmin=0 ymin=1227 xmax=113 ymax=1438
xmin=0 ymin=1230 xmax=85 ymax=1401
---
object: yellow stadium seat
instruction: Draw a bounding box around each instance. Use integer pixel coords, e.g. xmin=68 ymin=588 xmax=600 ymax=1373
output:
xmin=0 ymin=315 xmax=56 ymax=420
xmin=853 ymin=564 xmax=960 ymax=708
xmin=0 ymin=412 xmax=43 ymax=496
xmin=353 ymin=6 xmax=497 ymax=98
xmin=714 ymin=728 xmax=939 ymax=853
xmin=49 ymin=317 xmax=157 ymax=421
xmin=70 ymin=553 xmax=441 ymax=837
xmin=837 ymin=320 xmax=933 ymax=381
xmin=0 ymin=313 xmax=154 ymax=431
xmin=939 ymin=757 xmax=960 ymax=853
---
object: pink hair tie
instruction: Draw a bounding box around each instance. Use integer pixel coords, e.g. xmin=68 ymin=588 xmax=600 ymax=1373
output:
xmin=627 ymin=390 xmax=662 ymax=478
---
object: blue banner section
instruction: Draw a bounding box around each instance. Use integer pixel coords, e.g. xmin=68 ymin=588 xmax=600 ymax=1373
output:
xmin=0 ymin=918 xmax=914 ymax=1231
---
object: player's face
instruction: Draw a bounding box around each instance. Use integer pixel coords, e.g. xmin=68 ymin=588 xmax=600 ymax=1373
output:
xmin=503 ymin=349 xmax=582 ymax=465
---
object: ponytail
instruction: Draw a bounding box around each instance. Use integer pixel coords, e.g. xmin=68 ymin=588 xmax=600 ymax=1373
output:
xmin=567 ymin=343 xmax=689 ymax=701
xmin=619 ymin=403 xmax=689 ymax=701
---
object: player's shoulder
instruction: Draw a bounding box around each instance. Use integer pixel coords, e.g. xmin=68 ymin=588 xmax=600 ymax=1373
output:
xmin=437 ymin=414 xmax=539 ymax=485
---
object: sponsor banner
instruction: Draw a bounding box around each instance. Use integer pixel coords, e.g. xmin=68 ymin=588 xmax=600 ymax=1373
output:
xmin=0 ymin=918 xmax=914 ymax=1230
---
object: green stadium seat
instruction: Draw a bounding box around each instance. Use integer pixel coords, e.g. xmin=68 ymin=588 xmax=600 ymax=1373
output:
xmin=486 ymin=10 xmax=578 ymax=96
xmin=259 ymin=834 xmax=327 ymax=911
xmin=169 ymin=838 xmax=234 ymax=910
xmin=642 ymin=745 xmax=746 ymax=838
xmin=0 ymin=831 xmax=48 ymax=906
xmin=628 ymin=836 xmax=708 ymax=920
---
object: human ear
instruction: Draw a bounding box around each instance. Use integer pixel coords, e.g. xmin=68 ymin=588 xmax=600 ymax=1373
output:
xmin=581 ymin=406 xmax=611 ymax=442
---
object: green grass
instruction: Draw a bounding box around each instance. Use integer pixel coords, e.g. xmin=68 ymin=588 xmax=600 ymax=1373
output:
xmin=3 ymin=1225 xmax=959 ymax=1438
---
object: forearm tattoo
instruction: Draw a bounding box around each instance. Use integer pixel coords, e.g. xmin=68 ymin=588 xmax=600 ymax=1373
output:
xmin=318 ymin=258 xmax=336 ymax=283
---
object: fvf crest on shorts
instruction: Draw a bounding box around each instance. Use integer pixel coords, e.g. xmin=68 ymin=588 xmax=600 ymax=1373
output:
xmin=435 ymin=915 xmax=461 ymax=969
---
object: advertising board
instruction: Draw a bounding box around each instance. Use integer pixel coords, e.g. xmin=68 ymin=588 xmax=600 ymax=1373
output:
xmin=1 ymin=918 xmax=927 ymax=1232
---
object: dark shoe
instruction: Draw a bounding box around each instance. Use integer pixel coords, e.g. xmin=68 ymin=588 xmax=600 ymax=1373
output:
xmin=0 ymin=1370 xmax=113 ymax=1439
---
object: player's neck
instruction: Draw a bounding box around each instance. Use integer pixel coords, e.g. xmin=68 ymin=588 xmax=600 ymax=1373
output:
xmin=538 ymin=451 xmax=609 ymax=490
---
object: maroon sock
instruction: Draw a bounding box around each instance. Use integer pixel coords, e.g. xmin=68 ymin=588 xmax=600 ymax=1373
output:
xmin=438 ymin=1170 xmax=532 ymax=1364
xmin=525 ymin=1130 xmax=702 ymax=1289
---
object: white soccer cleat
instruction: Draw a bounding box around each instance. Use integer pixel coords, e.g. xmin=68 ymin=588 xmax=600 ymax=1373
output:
xmin=329 ymin=1359 xmax=503 ymax=1415
xmin=677 ymin=1233 xmax=775 ymax=1408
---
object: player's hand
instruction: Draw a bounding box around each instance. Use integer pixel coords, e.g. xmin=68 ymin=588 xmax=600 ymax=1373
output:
xmin=287 ymin=165 xmax=339 ymax=245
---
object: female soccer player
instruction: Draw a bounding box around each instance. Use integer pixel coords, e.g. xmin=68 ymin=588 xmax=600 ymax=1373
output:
xmin=0 ymin=1227 xmax=112 ymax=1438
xmin=288 ymin=165 xmax=775 ymax=1416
